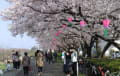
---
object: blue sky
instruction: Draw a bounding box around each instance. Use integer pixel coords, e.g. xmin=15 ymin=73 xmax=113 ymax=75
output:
xmin=0 ymin=0 xmax=37 ymax=49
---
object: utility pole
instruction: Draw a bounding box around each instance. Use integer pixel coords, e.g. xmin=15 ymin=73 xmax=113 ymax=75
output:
xmin=77 ymin=48 xmax=79 ymax=76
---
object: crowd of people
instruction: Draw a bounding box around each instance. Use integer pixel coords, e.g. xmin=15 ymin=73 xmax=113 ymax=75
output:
xmin=8 ymin=50 xmax=44 ymax=76
xmin=6 ymin=49 xmax=111 ymax=76
xmin=11 ymin=51 xmax=31 ymax=76
xmin=45 ymin=49 xmax=58 ymax=64
xmin=111 ymin=51 xmax=120 ymax=59
xmin=7 ymin=49 xmax=58 ymax=76
xmin=22 ymin=50 xmax=45 ymax=76
xmin=10 ymin=49 xmax=78 ymax=76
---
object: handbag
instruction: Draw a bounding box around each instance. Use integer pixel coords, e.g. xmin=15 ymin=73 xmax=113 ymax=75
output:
xmin=28 ymin=66 xmax=31 ymax=71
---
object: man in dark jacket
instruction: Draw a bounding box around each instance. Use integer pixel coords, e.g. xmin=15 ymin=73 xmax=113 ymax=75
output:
xmin=53 ymin=51 xmax=58 ymax=63
xmin=48 ymin=49 xmax=53 ymax=64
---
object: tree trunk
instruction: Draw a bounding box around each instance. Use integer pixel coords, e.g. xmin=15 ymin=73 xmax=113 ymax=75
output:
xmin=80 ymin=42 xmax=86 ymax=57
xmin=96 ymin=39 xmax=102 ymax=58
xmin=101 ymin=42 xmax=111 ymax=58
xmin=84 ymin=40 xmax=92 ymax=58
xmin=87 ymin=47 xmax=92 ymax=58
xmin=82 ymin=49 xmax=86 ymax=57
xmin=87 ymin=36 xmax=96 ymax=58
xmin=95 ymin=34 xmax=120 ymax=57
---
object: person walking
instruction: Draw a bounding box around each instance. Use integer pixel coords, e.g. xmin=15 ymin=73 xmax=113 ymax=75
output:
xmin=45 ymin=52 xmax=48 ymax=63
xmin=22 ymin=52 xmax=30 ymax=76
xmin=63 ymin=51 xmax=71 ymax=76
xmin=14 ymin=52 xmax=20 ymax=69
xmin=71 ymin=49 xmax=77 ymax=76
xmin=48 ymin=49 xmax=53 ymax=64
xmin=53 ymin=51 xmax=58 ymax=63
xmin=12 ymin=53 xmax=15 ymax=69
xmin=18 ymin=53 xmax=21 ymax=69
xmin=36 ymin=50 xmax=44 ymax=76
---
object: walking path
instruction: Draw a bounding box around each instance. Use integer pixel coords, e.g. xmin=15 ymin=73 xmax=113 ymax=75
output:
xmin=3 ymin=70 xmax=20 ymax=76
xmin=3 ymin=57 xmax=64 ymax=76
xmin=43 ymin=63 xmax=64 ymax=76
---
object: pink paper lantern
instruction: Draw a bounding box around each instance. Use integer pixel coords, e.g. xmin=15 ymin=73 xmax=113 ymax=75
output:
xmin=59 ymin=30 xmax=62 ymax=34
xmin=62 ymin=25 xmax=66 ymax=29
xmin=103 ymin=20 xmax=110 ymax=28
xmin=80 ymin=21 xmax=85 ymax=27
xmin=68 ymin=17 xmax=72 ymax=22
xmin=56 ymin=33 xmax=59 ymax=36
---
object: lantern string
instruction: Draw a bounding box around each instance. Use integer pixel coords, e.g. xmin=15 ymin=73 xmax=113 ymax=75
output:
xmin=53 ymin=26 xmax=65 ymax=47
xmin=70 ymin=22 xmax=74 ymax=27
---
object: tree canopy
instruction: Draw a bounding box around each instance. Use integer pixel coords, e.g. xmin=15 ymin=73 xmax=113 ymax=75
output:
xmin=1 ymin=0 xmax=120 ymax=57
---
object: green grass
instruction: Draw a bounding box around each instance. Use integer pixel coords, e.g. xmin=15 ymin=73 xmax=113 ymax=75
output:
xmin=0 ymin=64 xmax=6 ymax=70
xmin=79 ymin=73 xmax=85 ymax=76
xmin=28 ymin=52 xmax=35 ymax=56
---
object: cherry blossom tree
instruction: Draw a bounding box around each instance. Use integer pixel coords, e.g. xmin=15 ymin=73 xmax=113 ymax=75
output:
xmin=1 ymin=0 xmax=120 ymax=57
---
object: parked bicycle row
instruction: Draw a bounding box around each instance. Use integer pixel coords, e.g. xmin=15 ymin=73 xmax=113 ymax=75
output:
xmin=79 ymin=57 xmax=110 ymax=76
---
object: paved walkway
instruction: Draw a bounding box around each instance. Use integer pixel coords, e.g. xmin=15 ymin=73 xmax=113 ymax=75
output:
xmin=3 ymin=70 xmax=19 ymax=76
xmin=43 ymin=63 xmax=64 ymax=76
xmin=3 ymin=58 xmax=64 ymax=76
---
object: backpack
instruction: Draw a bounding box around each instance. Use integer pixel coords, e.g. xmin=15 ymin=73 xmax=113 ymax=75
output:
xmin=14 ymin=55 xmax=19 ymax=62
xmin=23 ymin=56 xmax=30 ymax=66
xmin=48 ymin=52 xmax=52 ymax=59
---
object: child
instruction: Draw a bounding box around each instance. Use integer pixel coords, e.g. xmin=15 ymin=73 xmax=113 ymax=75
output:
xmin=6 ymin=61 xmax=11 ymax=71
xmin=0 ymin=70 xmax=3 ymax=75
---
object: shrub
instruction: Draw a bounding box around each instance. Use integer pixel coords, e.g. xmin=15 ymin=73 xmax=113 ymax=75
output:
xmin=86 ymin=58 xmax=120 ymax=72
xmin=0 ymin=64 xmax=6 ymax=70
